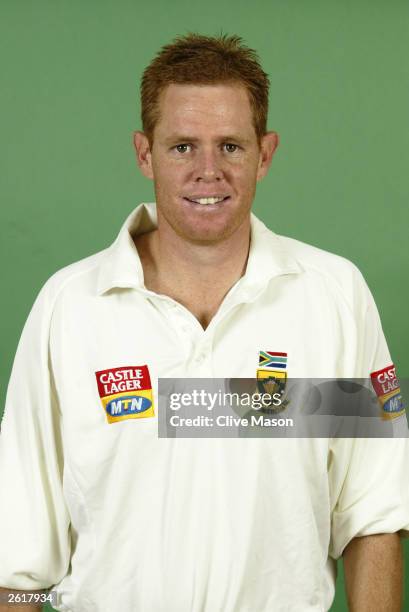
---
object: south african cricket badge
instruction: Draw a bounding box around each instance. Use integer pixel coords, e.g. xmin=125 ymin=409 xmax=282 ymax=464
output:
xmin=256 ymin=351 xmax=289 ymax=414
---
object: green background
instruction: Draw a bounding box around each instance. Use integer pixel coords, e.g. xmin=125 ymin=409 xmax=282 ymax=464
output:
xmin=0 ymin=0 xmax=408 ymax=610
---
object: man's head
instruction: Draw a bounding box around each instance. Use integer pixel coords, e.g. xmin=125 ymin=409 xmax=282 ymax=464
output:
xmin=134 ymin=33 xmax=279 ymax=245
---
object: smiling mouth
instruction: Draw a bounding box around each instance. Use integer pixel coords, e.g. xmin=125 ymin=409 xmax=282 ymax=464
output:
xmin=183 ymin=196 xmax=230 ymax=205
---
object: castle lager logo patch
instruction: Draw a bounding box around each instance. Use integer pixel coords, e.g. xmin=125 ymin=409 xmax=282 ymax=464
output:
xmin=95 ymin=365 xmax=154 ymax=424
xmin=370 ymin=364 xmax=406 ymax=420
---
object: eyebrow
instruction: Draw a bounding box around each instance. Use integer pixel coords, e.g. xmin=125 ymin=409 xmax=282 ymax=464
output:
xmin=163 ymin=135 xmax=252 ymax=145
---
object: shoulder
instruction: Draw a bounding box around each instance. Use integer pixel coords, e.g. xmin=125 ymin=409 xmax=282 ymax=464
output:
xmin=275 ymin=233 xmax=373 ymax=313
xmin=277 ymin=233 xmax=359 ymax=277
xmin=29 ymin=248 xmax=109 ymax=316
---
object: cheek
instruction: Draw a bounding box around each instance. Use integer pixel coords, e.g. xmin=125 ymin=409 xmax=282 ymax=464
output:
xmin=231 ymin=165 xmax=258 ymax=189
xmin=153 ymin=158 xmax=187 ymax=187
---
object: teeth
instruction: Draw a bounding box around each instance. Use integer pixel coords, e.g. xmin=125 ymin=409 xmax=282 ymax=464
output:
xmin=190 ymin=196 xmax=225 ymax=205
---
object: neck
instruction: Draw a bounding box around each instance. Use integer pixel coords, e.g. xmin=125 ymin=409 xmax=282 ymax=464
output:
xmin=134 ymin=214 xmax=251 ymax=328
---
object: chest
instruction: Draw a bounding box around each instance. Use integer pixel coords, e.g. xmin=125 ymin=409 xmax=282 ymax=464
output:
xmin=50 ymin=273 xmax=357 ymax=425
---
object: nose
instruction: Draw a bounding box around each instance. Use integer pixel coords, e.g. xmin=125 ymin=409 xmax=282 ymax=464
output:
xmin=193 ymin=147 xmax=223 ymax=182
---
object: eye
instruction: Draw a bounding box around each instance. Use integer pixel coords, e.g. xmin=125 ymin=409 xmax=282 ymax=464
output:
xmin=174 ymin=144 xmax=191 ymax=153
xmin=224 ymin=143 xmax=239 ymax=153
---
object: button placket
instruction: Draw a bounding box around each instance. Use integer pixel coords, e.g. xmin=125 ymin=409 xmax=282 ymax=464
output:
xmin=144 ymin=290 xmax=218 ymax=375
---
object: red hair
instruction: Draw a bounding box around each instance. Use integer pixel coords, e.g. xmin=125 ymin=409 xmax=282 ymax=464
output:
xmin=140 ymin=32 xmax=270 ymax=146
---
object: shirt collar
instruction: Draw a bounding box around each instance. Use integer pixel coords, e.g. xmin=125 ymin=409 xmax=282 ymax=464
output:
xmin=96 ymin=202 xmax=303 ymax=296
xmin=96 ymin=203 xmax=156 ymax=294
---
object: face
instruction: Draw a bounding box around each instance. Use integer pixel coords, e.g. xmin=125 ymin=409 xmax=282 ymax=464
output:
xmin=134 ymin=83 xmax=279 ymax=244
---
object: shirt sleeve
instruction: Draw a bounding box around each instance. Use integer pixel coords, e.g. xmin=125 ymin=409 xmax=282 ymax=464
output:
xmin=0 ymin=280 xmax=71 ymax=589
xmin=328 ymin=266 xmax=409 ymax=560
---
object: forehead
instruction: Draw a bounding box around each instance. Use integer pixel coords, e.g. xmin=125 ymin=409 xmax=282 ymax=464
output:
xmin=154 ymin=82 xmax=255 ymax=138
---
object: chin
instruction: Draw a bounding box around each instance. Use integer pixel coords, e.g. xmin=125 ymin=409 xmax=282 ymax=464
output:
xmin=176 ymin=221 xmax=239 ymax=245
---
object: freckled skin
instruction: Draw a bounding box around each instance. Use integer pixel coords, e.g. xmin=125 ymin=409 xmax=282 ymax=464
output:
xmin=134 ymin=83 xmax=278 ymax=245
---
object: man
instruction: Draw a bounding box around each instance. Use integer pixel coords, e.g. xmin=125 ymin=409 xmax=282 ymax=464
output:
xmin=0 ymin=33 xmax=408 ymax=612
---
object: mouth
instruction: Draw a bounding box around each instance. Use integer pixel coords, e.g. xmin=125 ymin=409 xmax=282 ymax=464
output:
xmin=182 ymin=195 xmax=231 ymax=206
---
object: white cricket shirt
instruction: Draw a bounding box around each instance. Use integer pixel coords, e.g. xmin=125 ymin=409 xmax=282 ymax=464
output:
xmin=1 ymin=203 xmax=408 ymax=612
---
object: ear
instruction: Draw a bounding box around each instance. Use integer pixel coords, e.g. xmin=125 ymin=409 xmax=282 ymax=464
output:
xmin=133 ymin=131 xmax=154 ymax=180
xmin=256 ymin=131 xmax=279 ymax=181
